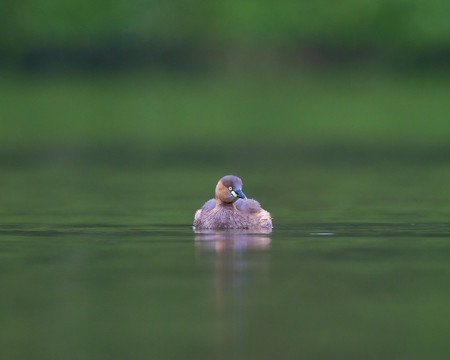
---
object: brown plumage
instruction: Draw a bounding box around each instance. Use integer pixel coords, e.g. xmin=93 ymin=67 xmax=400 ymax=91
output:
xmin=193 ymin=175 xmax=273 ymax=230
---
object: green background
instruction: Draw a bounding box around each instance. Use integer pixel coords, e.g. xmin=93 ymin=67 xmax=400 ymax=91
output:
xmin=1 ymin=3 xmax=450 ymax=360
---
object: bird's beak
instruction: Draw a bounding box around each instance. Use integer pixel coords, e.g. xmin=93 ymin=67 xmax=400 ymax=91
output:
xmin=231 ymin=189 xmax=246 ymax=199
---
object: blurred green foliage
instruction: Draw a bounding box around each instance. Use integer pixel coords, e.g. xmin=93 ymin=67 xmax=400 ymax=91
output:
xmin=2 ymin=0 xmax=450 ymax=55
xmin=1 ymin=2 xmax=449 ymax=161
xmin=1 ymin=71 xmax=449 ymax=152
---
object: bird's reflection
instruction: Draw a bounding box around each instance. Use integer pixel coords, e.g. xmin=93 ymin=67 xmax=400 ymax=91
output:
xmin=194 ymin=229 xmax=271 ymax=359
xmin=194 ymin=228 xmax=272 ymax=251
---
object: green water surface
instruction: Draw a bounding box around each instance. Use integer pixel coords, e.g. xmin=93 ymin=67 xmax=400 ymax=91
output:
xmin=1 ymin=161 xmax=449 ymax=360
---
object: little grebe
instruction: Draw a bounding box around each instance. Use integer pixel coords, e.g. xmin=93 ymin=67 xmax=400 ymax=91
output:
xmin=193 ymin=175 xmax=272 ymax=230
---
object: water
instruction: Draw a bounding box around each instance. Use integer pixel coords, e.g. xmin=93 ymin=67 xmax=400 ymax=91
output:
xmin=1 ymin=152 xmax=450 ymax=359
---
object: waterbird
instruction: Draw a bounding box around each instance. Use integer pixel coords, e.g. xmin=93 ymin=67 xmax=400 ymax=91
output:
xmin=193 ymin=175 xmax=272 ymax=230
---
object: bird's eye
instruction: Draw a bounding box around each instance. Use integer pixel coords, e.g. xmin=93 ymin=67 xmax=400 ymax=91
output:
xmin=228 ymin=186 xmax=233 ymax=191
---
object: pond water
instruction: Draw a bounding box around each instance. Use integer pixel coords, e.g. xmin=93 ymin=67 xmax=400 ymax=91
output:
xmin=1 ymin=148 xmax=449 ymax=360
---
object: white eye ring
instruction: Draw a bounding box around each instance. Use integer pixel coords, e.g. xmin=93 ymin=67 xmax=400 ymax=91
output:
xmin=228 ymin=186 xmax=233 ymax=191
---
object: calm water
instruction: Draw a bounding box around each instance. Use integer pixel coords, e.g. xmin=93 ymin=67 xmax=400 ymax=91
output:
xmin=1 ymin=153 xmax=450 ymax=359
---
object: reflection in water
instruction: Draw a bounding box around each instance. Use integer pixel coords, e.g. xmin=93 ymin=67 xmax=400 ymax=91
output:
xmin=194 ymin=229 xmax=272 ymax=251
xmin=194 ymin=230 xmax=271 ymax=359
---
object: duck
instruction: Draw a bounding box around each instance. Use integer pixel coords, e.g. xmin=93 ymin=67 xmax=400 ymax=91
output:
xmin=193 ymin=175 xmax=272 ymax=230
